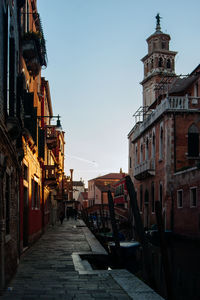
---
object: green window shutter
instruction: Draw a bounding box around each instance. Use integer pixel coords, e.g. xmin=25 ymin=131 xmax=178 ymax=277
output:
xmin=38 ymin=127 xmax=45 ymax=159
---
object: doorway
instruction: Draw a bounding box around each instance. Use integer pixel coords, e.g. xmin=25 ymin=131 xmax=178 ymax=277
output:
xmin=23 ymin=187 xmax=29 ymax=248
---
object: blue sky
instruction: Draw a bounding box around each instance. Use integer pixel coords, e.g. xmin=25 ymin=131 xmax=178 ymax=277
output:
xmin=37 ymin=0 xmax=200 ymax=186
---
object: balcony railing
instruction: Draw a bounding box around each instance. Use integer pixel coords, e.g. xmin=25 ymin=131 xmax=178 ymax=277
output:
xmin=44 ymin=165 xmax=58 ymax=188
xmin=134 ymin=158 xmax=155 ymax=180
xmin=132 ymin=96 xmax=200 ymax=142
xmin=45 ymin=125 xmax=57 ymax=150
xmin=22 ymin=31 xmax=47 ymax=76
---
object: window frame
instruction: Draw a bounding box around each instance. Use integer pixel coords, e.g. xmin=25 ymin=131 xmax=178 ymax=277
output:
xmin=151 ymin=182 xmax=155 ymax=213
xmin=190 ymin=187 xmax=197 ymax=208
xmin=188 ymin=124 xmax=199 ymax=158
xmin=177 ymin=189 xmax=183 ymax=208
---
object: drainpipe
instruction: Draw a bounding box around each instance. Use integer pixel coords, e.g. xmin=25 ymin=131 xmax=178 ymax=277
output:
xmin=41 ymin=83 xmax=45 ymax=233
xmin=0 ymin=154 xmax=7 ymax=293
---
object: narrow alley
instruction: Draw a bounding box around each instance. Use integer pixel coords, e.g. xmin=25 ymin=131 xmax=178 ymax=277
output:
xmin=2 ymin=219 xmax=163 ymax=300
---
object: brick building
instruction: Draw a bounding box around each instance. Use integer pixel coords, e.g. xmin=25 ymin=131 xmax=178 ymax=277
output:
xmin=128 ymin=16 xmax=200 ymax=238
xmin=0 ymin=0 xmax=66 ymax=289
xmin=88 ymin=172 xmax=126 ymax=207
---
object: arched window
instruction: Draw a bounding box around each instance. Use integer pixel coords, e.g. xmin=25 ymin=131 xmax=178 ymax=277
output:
xmin=152 ymin=132 xmax=155 ymax=158
xmin=151 ymin=59 xmax=154 ymax=69
xmin=140 ymin=143 xmax=143 ymax=163
xmin=145 ymin=189 xmax=149 ymax=204
xmin=166 ymin=59 xmax=171 ymax=68
xmin=188 ymin=124 xmax=199 ymax=157
xmin=159 ymin=126 xmax=163 ymax=159
xmin=140 ymin=185 xmax=143 ymax=212
xmin=159 ymin=182 xmax=163 ymax=208
xmin=146 ymin=138 xmax=149 ymax=160
xmin=135 ymin=145 xmax=138 ymax=165
xmin=158 ymin=57 xmax=163 ymax=68
xmin=146 ymin=62 xmax=149 ymax=73
xmin=151 ymin=182 xmax=155 ymax=213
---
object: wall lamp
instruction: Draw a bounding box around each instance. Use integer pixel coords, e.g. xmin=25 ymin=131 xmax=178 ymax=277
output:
xmin=25 ymin=114 xmax=62 ymax=130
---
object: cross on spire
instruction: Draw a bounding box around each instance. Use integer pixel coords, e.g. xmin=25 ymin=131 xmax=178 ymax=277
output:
xmin=155 ymin=13 xmax=162 ymax=31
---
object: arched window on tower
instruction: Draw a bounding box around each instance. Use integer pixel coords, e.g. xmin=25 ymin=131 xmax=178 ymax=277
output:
xmin=166 ymin=59 xmax=171 ymax=69
xmin=151 ymin=59 xmax=154 ymax=70
xmin=158 ymin=57 xmax=163 ymax=68
xmin=188 ymin=124 xmax=199 ymax=157
xmin=146 ymin=62 xmax=149 ymax=73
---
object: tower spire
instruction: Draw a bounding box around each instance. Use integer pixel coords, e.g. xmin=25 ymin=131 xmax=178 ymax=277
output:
xmin=155 ymin=13 xmax=162 ymax=32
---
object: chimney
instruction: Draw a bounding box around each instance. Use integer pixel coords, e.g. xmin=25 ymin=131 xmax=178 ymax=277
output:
xmin=69 ymin=169 xmax=73 ymax=200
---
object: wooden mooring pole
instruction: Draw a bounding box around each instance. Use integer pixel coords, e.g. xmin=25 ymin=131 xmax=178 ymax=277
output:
xmin=108 ymin=191 xmax=120 ymax=250
xmin=155 ymin=201 xmax=173 ymax=300
xmin=125 ymin=175 xmax=151 ymax=283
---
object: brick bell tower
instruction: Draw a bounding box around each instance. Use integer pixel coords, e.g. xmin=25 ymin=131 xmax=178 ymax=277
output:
xmin=141 ymin=14 xmax=177 ymax=108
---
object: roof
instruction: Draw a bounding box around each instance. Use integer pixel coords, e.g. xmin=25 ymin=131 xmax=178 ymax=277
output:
xmin=73 ymin=181 xmax=84 ymax=187
xmin=94 ymin=173 xmax=126 ymax=181
xmin=95 ymin=183 xmax=115 ymax=192
xmin=169 ymin=75 xmax=199 ymax=95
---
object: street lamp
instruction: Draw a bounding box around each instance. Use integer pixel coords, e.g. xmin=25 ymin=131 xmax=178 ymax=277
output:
xmin=25 ymin=114 xmax=62 ymax=130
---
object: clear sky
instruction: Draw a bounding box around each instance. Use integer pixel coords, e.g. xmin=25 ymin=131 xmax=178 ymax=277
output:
xmin=37 ymin=0 xmax=200 ymax=186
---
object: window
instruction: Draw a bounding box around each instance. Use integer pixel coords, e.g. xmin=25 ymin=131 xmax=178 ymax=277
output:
xmin=159 ymin=126 xmax=163 ymax=160
xmin=188 ymin=124 xmax=199 ymax=157
xmin=194 ymin=83 xmax=198 ymax=97
xmin=140 ymin=143 xmax=143 ymax=163
xmin=166 ymin=59 xmax=171 ymax=68
xmin=151 ymin=59 xmax=154 ymax=69
xmin=146 ymin=138 xmax=149 ymax=160
xmin=23 ymin=0 xmax=30 ymax=33
xmin=151 ymin=182 xmax=155 ymax=213
xmin=146 ymin=62 xmax=149 ymax=73
xmin=162 ymin=42 xmax=166 ymax=49
xmin=177 ymin=190 xmax=183 ymax=208
xmin=158 ymin=57 xmax=163 ymax=67
xmin=24 ymin=164 xmax=28 ymax=181
xmin=159 ymin=182 xmax=163 ymax=207
xmin=135 ymin=144 xmax=138 ymax=165
xmin=190 ymin=187 xmax=197 ymax=207
xmin=129 ymin=156 xmax=132 ymax=169
xmin=31 ymin=179 xmax=39 ymax=209
xmin=152 ymin=132 xmax=155 ymax=158
xmin=5 ymin=174 xmax=10 ymax=235
xmin=140 ymin=185 xmax=143 ymax=212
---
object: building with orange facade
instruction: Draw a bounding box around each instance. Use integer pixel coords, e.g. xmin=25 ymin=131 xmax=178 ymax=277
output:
xmin=0 ymin=0 xmax=66 ymax=288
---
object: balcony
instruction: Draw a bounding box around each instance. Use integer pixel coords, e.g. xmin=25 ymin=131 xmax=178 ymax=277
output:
xmin=44 ymin=165 xmax=58 ymax=188
xmin=45 ymin=125 xmax=57 ymax=150
xmin=134 ymin=158 xmax=155 ymax=180
xmin=131 ymin=96 xmax=200 ymax=142
xmin=22 ymin=31 xmax=47 ymax=76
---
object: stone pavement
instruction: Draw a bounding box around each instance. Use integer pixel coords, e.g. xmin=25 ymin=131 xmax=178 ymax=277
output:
xmin=2 ymin=219 xmax=164 ymax=300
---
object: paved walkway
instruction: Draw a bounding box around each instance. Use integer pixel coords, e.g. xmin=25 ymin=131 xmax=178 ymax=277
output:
xmin=2 ymin=219 xmax=131 ymax=300
xmin=2 ymin=219 xmax=164 ymax=300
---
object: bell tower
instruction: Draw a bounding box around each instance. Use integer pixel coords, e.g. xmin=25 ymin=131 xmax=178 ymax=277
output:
xmin=141 ymin=14 xmax=177 ymax=108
